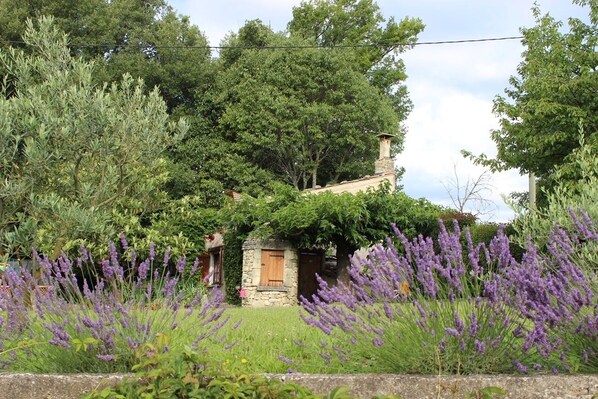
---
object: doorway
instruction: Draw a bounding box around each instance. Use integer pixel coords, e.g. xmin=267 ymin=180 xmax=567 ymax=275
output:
xmin=298 ymin=250 xmax=323 ymax=301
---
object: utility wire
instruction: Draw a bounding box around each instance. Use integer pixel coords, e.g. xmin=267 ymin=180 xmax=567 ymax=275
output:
xmin=4 ymin=35 xmax=524 ymax=50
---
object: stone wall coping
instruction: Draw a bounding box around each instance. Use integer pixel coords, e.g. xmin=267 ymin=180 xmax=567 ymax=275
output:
xmin=0 ymin=372 xmax=597 ymax=399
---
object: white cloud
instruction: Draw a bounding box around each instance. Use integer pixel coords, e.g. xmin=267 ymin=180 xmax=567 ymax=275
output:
xmin=398 ymin=75 xmax=528 ymax=222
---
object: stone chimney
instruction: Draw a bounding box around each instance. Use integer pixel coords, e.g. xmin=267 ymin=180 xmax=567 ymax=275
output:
xmin=374 ymin=133 xmax=395 ymax=175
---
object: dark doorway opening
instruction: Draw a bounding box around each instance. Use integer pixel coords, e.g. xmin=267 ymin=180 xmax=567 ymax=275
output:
xmin=298 ymin=250 xmax=323 ymax=301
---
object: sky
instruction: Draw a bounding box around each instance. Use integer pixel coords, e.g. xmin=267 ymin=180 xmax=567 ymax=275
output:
xmin=169 ymin=0 xmax=588 ymax=222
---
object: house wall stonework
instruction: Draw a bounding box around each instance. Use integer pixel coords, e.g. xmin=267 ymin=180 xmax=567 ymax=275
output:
xmin=241 ymin=238 xmax=298 ymax=307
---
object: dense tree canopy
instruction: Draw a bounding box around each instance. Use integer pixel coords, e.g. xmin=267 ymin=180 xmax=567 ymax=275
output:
xmin=224 ymin=182 xmax=445 ymax=280
xmin=214 ymin=1 xmax=424 ymax=190
xmin=0 ymin=0 xmax=424 ymax=206
xmin=0 ymin=0 xmax=214 ymax=114
xmin=0 ymin=18 xmax=187 ymax=258
xmin=289 ymin=0 xmax=424 ymax=120
xmin=464 ymin=0 xmax=597 ymax=192
xmin=0 ymin=0 xmax=218 ymax=204
xmin=0 ymin=0 xmax=433 ymax=261
xmin=216 ymin=23 xmax=400 ymax=189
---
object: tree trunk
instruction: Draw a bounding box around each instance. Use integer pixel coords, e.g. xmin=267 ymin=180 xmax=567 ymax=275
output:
xmin=311 ymin=152 xmax=320 ymax=188
xmin=335 ymin=240 xmax=357 ymax=286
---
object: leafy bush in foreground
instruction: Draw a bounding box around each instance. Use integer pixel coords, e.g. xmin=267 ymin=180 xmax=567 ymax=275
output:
xmin=84 ymin=345 xmax=408 ymax=399
xmin=0 ymin=237 xmax=226 ymax=372
xmin=301 ymin=210 xmax=597 ymax=374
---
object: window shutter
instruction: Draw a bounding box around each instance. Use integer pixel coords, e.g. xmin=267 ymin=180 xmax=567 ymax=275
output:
xmin=260 ymin=250 xmax=285 ymax=286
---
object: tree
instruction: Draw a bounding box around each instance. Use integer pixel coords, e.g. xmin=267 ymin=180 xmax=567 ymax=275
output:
xmin=216 ymin=21 xmax=401 ymax=189
xmin=511 ymin=132 xmax=598 ymax=239
xmin=288 ymin=0 xmax=425 ymax=122
xmin=0 ymin=0 xmax=214 ymax=115
xmin=0 ymin=17 xmax=187 ymax=258
xmin=464 ymin=1 xmax=598 ymax=193
xmin=440 ymin=163 xmax=497 ymax=218
xmin=0 ymin=0 xmax=225 ymax=207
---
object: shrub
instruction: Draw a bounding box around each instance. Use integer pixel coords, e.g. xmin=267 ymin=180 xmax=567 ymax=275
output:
xmin=222 ymin=230 xmax=244 ymax=305
xmin=469 ymin=223 xmax=499 ymax=247
xmin=440 ymin=211 xmax=477 ymax=230
xmin=83 ymin=346 xmax=317 ymax=399
xmin=510 ymin=134 xmax=598 ymax=269
xmin=300 ymin=210 xmax=597 ymax=374
xmin=0 ymin=236 xmax=227 ymax=373
xmin=84 ymin=345 xmax=404 ymax=399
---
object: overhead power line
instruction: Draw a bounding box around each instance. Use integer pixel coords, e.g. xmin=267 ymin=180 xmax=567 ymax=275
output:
xmin=4 ymin=35 xmax=524 ymax=50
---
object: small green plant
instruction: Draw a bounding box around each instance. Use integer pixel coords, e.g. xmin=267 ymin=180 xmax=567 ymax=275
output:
xmin=466 ymin=386 xmax=507 ymax=399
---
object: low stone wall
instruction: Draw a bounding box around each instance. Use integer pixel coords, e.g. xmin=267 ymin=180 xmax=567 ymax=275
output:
xmin=0 ymin=372 xmax=597 ymax=399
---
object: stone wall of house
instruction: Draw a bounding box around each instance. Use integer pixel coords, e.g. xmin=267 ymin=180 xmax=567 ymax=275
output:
xmin=241 ymin=238 xmax=298 ymax=307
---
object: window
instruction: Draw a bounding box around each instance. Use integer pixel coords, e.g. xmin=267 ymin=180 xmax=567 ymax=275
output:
xmin=260 ymin=249 xmax=284 ymax=287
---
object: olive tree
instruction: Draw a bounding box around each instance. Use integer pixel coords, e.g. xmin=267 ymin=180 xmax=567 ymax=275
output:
xmin=0 ymin=17 xmax=187 ymax=259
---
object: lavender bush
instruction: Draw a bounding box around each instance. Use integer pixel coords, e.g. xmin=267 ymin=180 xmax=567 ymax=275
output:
xmin=301 ymin=210 xmax=597 ymax=374
xmin=0 ymin=236 xmax=227 ymax=373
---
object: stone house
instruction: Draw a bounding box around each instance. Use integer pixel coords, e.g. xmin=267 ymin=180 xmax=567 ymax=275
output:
xmin=238 ymin=134 xmax=397 ymax=307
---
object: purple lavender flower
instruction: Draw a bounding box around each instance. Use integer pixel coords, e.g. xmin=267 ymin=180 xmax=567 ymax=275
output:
xmin=101 ymin=259 xmax=114 ymax=279
xmin=474 ymin=339 xmax=486 ymax=354
xmin=149 ymin=242 xmax=155 ymax=262
xmin=278 ymin=354 xmax=295 ymax=364
xmin=97 ymin=354 xmax=116 ymax=362
xmin=190 ymin=258 xmax=200 ymax=276
xmin=514 ymin=360 xmax=528 ymax=374
xmin=453 ymin=312 xmax=464 ymax=335
xmin=445 ymin=328 xmax=460 ymax=337
xmin=468 ymin=312 xmax=480 ymax=337
xmin=120 ymin=233 xmax=129 ymax=251
xmin=138 ymin=259 xmax=150 ymax=280
xmin=163 ymin=247 xmax=171 ymax=267
xmin=176 ymin=257 xmax=186 ymax=274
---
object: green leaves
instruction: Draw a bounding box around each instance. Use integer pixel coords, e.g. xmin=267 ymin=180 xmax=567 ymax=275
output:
xmin=0 ymin=17 xmax=186 ymax=258
xmin=225 ymin=182 xmax=444 ymax=257
xmin=466 ymin=386 xmax=507 ymax=399
xmin=85 ymin=346 xmax=322 ymax=399
xmin=71 ymin=337 xmax=99 ymax=353
xmin=216 ymin=33 xmax=400 ymax=189
xmin=466 ymin=1 xmax=597 ymax=193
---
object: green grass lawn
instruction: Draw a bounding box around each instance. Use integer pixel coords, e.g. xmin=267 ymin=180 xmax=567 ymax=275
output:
xmin=211 ymin=306 xmax=354 ymax=374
